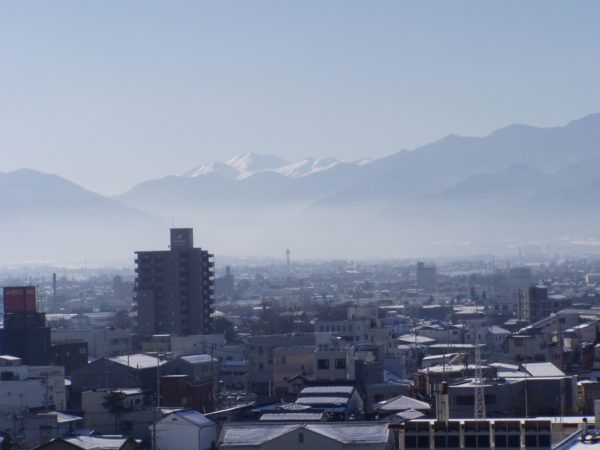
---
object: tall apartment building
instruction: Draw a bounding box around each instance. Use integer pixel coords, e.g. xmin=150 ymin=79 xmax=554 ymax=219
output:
xmin=135 ymin=228 xmax=214 ymax=337
xmin=416 ymin=262 xmax=437 ymax=291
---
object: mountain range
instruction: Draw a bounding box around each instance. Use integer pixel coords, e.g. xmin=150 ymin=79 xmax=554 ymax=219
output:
xmin=3 ymin=113 xmax=600 ymax=261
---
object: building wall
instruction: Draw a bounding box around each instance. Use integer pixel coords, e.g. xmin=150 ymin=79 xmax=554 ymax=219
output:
xmin=247 ymin=334 xmax=316 ymax=395
xmin=273 ymin=347 xmax=315 ymax=395
xmin=81 ymin=389 xmax=145 ymax=434
xmin=314 ymin=348 xmax=354 ymax=382
xmin=52 ymin=328 xmax=132 ymax=359
xmin=507 ymin=335 xmax=550 ymax=363
xmin=448 ymin=380 xmax=526 ymax=418
xmin=27 ymin=366 xmax=66 ymax=410
xmin=314 ymin=320 xmax=370 ymax=344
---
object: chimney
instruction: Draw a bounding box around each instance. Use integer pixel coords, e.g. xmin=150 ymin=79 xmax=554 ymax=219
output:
xmin=581 ymin=417 xmax=588 ymax=441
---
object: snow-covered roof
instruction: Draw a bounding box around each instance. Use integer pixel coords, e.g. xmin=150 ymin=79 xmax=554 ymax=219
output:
xmin=375 ymin=395 xmax=431 ymax=412
xmin=398 ymin=334 xmax=436 ymax=344
xmin=296 ymin=396 xmax=350 ymax=406
xmin=260 ymin=412 xmax=324 ymax=421
xmin=422 ymin=353 xmax=458 ymax=361
xmin=299 ymin=386 xmax=354 ymax=395
xmin=108 ymin=354 xmax=166 ymax=369
xmin=522 ymin=362 xmax=565 ymax=377
xmin=220 ymin=424 xmax=299 ymax=446
xmin=305 ymin=423 xmax=390 ymax=444
xmin=63 ymin=435 xmax=129 ymax=449
xmin=219 ymin=423 xmax=390 ymax=447
xmin=395 ymin=408 xmax=426 ymax=420
xmin=165 ymin=410 xmax=215 ymax=428
xmin=43 ymin=411 xmax=84 ymax=423
xmin=489 ymin=362 xmax=519 ymax=371
xmin=180 ymin=354 xmax=218 ymax=365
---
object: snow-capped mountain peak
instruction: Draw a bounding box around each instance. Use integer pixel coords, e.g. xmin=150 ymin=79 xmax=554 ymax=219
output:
xmin=185 ymin=154 xmax=352 ymax=180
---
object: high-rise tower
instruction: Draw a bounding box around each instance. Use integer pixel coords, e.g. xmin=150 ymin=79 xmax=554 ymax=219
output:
xmin=135 ymin=228 xmax=214 ymax=337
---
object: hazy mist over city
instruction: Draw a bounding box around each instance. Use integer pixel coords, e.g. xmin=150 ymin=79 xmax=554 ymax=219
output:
xmin=1 ymin=1 xmax=599 ymax=263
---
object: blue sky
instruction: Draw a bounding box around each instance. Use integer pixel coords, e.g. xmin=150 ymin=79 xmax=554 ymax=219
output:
xmin=1 ymin=1 xmax=599 ymax=195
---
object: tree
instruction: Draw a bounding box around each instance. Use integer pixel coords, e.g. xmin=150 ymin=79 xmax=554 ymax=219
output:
xmin=213 ymin=316 xmax=237 ymax=343
xmin=102 ymin=391 xmax=128 ymax=434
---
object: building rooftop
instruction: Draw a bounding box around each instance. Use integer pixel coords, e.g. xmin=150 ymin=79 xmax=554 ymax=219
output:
xmin=61 ymin=435 xmax=131 ymax=449
xmin=219 ymin=423 xmax=390 ymax=447
xmin=375 ymin=395 xmax=431 ymax=412
xmin=179 ymin=354 xmax=218 ymax=365
xmin=259 ymin=412 xmax=324 ymax=421
xmin=108 ymin=354 xmax=166 ymax=369
xmin=166 ymin=410 xmax=214 ymax=428
xmin=522 ymin=362 xmax=565 ymax=377
xmin=299 ymin=386 xmax=354 ymax=396
xmin=296 ymin=396 xmax=350 ymax=406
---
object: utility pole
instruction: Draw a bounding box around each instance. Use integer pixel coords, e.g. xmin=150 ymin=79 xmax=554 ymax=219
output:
xmin=152 ymin=354 xmax=161 ymax=450
xmin=473 ymin=327 xmax=486 ymax=419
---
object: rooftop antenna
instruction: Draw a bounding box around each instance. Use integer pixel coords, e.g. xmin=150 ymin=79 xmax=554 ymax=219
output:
xmin=473 ymin=326 xmax=486 ymax=419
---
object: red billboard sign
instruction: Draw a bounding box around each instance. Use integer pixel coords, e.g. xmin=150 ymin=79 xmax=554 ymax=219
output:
xmin=3 ymin=286 xmax=36 ymax=313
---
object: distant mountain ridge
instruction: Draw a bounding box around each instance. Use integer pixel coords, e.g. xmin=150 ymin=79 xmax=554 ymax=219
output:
xmin=0 ymin=169 xmax=164 ymax=261
xmin=3 ymin=113 xmax=600 ymax=261
xmin=182 ymin=152 xmax=366 ymax=180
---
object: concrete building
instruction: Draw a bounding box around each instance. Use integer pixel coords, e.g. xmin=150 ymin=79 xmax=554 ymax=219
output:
xmin=0 ymin=356 xmax=66 ymax=437
xmin=394 ymin=418 xmax=553 ymax=449
xmin=164 ymin=354 xmax=220 ymax=385
xmin=246 ymin=333 xmax=316 ymax=396
xmin=314 ymin=319 xmax=371 ymax=344
xmin=22 ymin=411 xmax=84 ymax=449
xmin=273 ymin=346 xmax=355 ymax=396
xmin=518 ymin=286 xmax=572 ymax=323
xmin=135 ymin=228 xmax=214 ymax=337
xmin=51 ymin=328 xmax=132 ymax=359
xmin=506 ymin=334 xmax=551 ymax=363
xmin=508 ymin=267 xmax=533 ymax=289
xmin=141 ymin=333 xmax=225 ymax=358
xmin=70 ymin=354 xmax=167 ymax=406
xmin=81 ymin=388 xmax=145 ymax=434
xmin=295 ymin=385 xmax=364 ymax=420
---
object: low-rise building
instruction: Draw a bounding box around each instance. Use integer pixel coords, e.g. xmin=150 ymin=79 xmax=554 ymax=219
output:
xmin=218 ymin=422 xmax=393 ymax=449
xmin=151 ymin=410 xmax=216 ymax=450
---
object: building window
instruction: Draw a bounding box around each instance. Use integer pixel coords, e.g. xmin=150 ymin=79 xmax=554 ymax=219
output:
xmin=276 ymin=356 xmax=286 ymax=364
xmin=298 ymin=432 xmax=304 ymax=443
xmin=335 ymin=359 xmax=346 ymax=369
xmin=317 ymin=359 xmax=329 ymax=370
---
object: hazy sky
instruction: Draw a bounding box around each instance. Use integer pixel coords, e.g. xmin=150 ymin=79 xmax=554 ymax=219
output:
xmin=1 ymin=1 xmax=599 ymax=195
